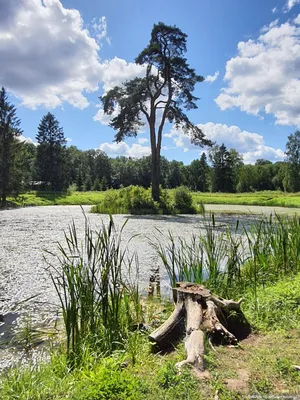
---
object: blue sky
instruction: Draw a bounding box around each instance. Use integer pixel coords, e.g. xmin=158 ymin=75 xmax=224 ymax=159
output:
xmin=1 ymin=0 xmax=300 ymax=164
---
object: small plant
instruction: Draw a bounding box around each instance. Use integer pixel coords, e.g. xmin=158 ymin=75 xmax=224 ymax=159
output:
xmin=71 ymin=358 xmax=141 ymax=400
xmin=253 ymin=378 xmax=273 ymax=394
xmin=157 ymin=362 xmax=181 ymax=389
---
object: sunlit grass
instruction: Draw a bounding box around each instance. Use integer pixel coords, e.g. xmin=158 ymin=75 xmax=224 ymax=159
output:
xmin=192 ymin=190 xmax=300 ymax=207
xmin=9 ymin=191 xmax=106 ymax=206
xmin=8 ymin=189 xmax=300 ymax=209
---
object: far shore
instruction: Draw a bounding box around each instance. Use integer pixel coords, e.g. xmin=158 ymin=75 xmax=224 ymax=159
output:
xmin=5 ymin=189 xmax=300 ymax=213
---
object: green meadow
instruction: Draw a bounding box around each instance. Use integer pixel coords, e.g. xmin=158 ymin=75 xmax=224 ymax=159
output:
xmin=8 ymin=189 xmax=300 ymax=209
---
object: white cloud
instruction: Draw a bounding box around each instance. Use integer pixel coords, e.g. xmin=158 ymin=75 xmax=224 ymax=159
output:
xmin=138 ymin=137 xmax=148 ymax=144
xmin=91 ymin=16 xmax=110 ymax=44
xmin=99 ymin=142 xmax=151 ymax=158
xmin=93 ymin=57 xmax=148 ymax=125
xmin=100 ymin=57 xmax=146 ymax=94
xmin=18 ymin=135 xmax=36 ymax=145
xmin=0 ymin=0 xmax=109 ymax=109
xmin=260 ymin=19 xmax=279 ymax=33
xmin=295 ymin=14 xmax=300 ymax=24
xmin=215 ymin=19 xmax=300 ymax=126
xmin=284 ymin=0 xmax=300 ymax=11
xmin=165 ymin=122 xmax=284 ymax=164
xmin=0 ymin=0 xmax=148 ymax=110
xmin=272 ymin=7 xmax=278 ymax=13
xmin=94 ymin=106 xmax=119 ymax=125
xmin=205 ymin=71 xmax=219 ymax=83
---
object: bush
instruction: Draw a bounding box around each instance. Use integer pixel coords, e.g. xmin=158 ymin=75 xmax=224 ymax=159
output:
xmin=91 ymin=186 xmax=175 ymax=215
xmin=173 ymin=186 xmax=197 ymax=214
xmin=126 ymin=186 xmax=158 ymax=214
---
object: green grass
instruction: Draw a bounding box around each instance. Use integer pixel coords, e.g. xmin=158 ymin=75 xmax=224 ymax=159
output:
xmin=192 ymin=190 xmax=300 ymax=207
xmin=1 ymin=274 xmax=300 ymax=400
xmin=9 ymin=191 xmax=106 ymax=207
xmin=243 ymin=273 xmax=300 ymax=332
xmin=1 ymin=271 xmax=299 ymax=399
xmin=8 ymin=189 xmax=300 ymax=209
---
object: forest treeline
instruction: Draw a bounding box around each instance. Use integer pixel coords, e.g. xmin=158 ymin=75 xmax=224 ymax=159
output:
xmin=3 ymin=124 xmax=299 ymax=194
xmin=1 ymin=87 xmax=300 ymax=207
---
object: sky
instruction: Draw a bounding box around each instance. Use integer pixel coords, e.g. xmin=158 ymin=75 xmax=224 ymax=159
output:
xmin=1 ymin=0 xmax=300 ymax=164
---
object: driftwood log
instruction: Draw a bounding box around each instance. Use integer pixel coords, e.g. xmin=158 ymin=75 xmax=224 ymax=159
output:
xmin=149 ymin=282 xmax=244 ymax=372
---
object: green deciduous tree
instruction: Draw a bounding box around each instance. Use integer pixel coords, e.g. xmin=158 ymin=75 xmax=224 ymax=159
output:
xmin=35 ymin=112 xmax=67 ymax=191
xmin=0 ymin=87 xmax=22 ymax=207
xmin=101 ymin=22 xmax=212 ymax=201
xmin=284 ymin=131 xmax=300 ymax=192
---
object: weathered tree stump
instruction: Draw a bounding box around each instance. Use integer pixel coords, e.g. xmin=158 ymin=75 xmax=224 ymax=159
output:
xmin=149 ymin=282 xmax=244 ymax=372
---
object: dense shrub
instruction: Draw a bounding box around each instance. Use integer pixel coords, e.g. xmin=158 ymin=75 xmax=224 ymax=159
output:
xmin=91 ymin=186 xmax=175 ymax=215
xmin=173 ymin=186 xmax=197 ymax=214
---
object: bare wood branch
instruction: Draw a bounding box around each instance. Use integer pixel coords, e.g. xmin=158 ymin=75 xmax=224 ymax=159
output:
xmin=149 ymin=299 xmax=185 ymax=345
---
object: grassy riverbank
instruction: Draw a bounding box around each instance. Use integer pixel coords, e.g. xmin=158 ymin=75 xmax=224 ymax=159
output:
xmin=191 ymin=190 xmax=300 ymax=207
xmin=1 ymin=215 xmax=300 ymax=399
xmin=6 ymin=189 xmax=300 ymax=209
xmin=1 ymin=274 xmax=299 ymax=400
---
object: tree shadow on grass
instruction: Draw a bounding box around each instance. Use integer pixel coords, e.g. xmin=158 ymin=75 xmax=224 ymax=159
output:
xmin=34 ymin=191 xmax=68 ymax=201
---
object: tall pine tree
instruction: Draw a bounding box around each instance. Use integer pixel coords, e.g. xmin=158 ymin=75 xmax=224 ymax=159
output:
xmin=35 ymin=112 xmax=67 ymax=191
xmin=0 ymin=87 xmax=22 ymax=207
xmin=101 ymin=22 xmax=212 ymax=201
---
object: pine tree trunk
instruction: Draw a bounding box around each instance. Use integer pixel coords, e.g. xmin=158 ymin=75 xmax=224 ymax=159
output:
xmin=151 ymin=150 xmax=160 ymax=202
xmin=150 ymin=119 xmax=160 ymax=202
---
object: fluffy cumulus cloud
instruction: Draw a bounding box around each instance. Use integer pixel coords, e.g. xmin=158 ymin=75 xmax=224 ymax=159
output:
xmin=100 ymin=57 xmax=146 ymax=94
xmin=93 ymin=57 xmax=147 ymax=124
xmin=0 ymin=0 xmax=106 ymax=109
xmin=215 ymin=18 xmax=300 ymax=126
xmin=205 ymin=71 xmax=219 ymax=83
xmin=165 ymin=122 xmax=284 ymax=164
xmin=99 ymin=142 xmax=151 ymax=158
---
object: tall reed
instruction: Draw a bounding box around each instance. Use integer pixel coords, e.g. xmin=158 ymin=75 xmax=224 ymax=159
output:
xmin=154 ymin=213 xmax=300 ymax=299
xmin=47 ymin=215 xmax=141 ymax=369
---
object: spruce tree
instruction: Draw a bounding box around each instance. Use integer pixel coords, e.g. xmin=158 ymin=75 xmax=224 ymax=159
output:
xmin=35 ymin=113 xmax=67 ymax=191
xmin=0 ymin=87 xmax=22 ymax=207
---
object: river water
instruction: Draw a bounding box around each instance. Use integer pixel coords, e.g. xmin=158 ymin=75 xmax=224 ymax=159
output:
xmin=0 ymin=204 xmax=291 ymax=370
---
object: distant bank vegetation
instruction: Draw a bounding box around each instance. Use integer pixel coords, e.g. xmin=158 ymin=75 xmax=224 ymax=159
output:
xmin=8 ymin=188 xmax=300 ymax=210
